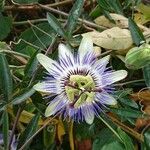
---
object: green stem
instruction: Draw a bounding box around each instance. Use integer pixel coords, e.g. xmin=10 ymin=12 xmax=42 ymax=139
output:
xmin=18 ymin=115 xmax=57 ymax=150
xmin=9 ymin=65 xmax=25 ymax=69
xmin=0 ymin=49 xmax=29 ymax=58
xmin=98 ymin=115 xmax=123 ymax=143
xmin=114 ymin=79 xmax=145 ymax=86
xmin=13 ymin=18 xmax=47 ymax=25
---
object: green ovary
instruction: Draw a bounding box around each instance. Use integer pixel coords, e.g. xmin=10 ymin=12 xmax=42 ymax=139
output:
xmin=65 ymin=75 xmax=95 ymax=108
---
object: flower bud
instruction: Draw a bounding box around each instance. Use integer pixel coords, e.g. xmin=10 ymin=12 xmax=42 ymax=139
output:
xmin=125 ymin=43 xmax=150 ymax=69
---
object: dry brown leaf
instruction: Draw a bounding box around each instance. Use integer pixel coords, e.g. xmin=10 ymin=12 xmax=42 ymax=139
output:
xmin=94 ymin=13 xmax=128 ymax=28
xmin=130 ymin=90 xmax=150 ymax=130
xmin=144 ymin=105 xmax=150 ymax=115
xmin=135 ymin=118 xmax=150 ymax=130
xmin=83 ymin=27 xmax=133 ymax=50
xmin=94 ymin=13 xmax=150 ymax=32
xmin=135 ymin=105 xmax=150 ymax=130
xmin=13 ymin=55 xmax=28 ymax=65
xmin=131 ymin=90 xmax=150 ymax=102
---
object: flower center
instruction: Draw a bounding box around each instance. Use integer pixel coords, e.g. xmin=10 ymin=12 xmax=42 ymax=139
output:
xmin=65 ymin=74 xmax=96 ymax=108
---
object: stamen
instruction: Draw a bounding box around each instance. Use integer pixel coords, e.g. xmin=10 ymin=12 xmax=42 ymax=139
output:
xmin=69 ymin=91 xmax=84 ymax=108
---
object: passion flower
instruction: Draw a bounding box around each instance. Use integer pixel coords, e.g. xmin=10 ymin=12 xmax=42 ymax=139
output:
xmin=34 ymin=36 xmax=127 ymax=124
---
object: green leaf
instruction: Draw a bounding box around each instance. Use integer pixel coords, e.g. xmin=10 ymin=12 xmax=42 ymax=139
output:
xmin=15 ymin=23 xmax=55 ymax=55
xmin=66 ymin=0 xmax=84 ymax=37
xmin=0 ymin=13 xmax=12 ymax=40
xmin=47 ymin=13 xmax=67 ymax=39
xmin=117 ymin=128 xmax=134 ymax=150
xmin=114 ymin=89 xmax=133 ymax=98
xmin=17 ymin=113 xmax=40 ymax=149
xmin=31 ymin=92 xmax=46 ymax=115
xmin=0 ymin=53 xmax=13 ymax=102
xmin=90 ymin=5 xmax=102 ymax=18
xmin=2 ymin=111 xmax=9 ymax=150
xmin=111 ymin=108 xmax=143 ymax=118
xmin=101 ymin=8 xmax=115 ymax=24
xmin=75 ymin=122 xmax=94 ymax=140
xmin=97 ymin=0 xmax=123 ymax=14
xmin=118 ymin=98 xmax=139 ymax=109
xmin=0 ymin=0 xmax=5 ymax=11
xmin=24 ymin=49 xmax=39 ymax=79
xmin=108 ymin=0 xmax=123 ymax=15
xmin=144 ymin=129 xmax=150 ymax=150
xmin=13 ymin=0 xmax=38 ymax=4
xmin=92 ymin=128 xmax=124 ymax=150
xmin=43 ymin=125 xmax=56 ymax=148
xmin=12 ymin=88 xmax=35 ymax=105
xmin=143 ymin=64 xmax=150 ymax=87
xmin=97 ymin=0 xmax=113 ymax=12
xmin=123 ymin=0 xmax=132 ymax=9
xmin=128 ymin=18 xmax=145 ymax=46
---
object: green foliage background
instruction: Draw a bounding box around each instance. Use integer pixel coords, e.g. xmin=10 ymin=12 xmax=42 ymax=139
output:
xmin=0 ymin=0 xmax=150 ymax=150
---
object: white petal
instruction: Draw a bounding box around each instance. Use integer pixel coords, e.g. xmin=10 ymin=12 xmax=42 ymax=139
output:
xmin=94 ymin=55 xmax=110 ymax=73
xmin=97 ymin=92 xmax=117 ymax=105
xmin=78 ymin=36 xmax=93 ymax=62
xmin=102 ymin=70 xmax=127 ymax=86
xmin=33 ymin=82 xmax=48 ymax=93
xmin=33 ymin=81 xmax=57 ymax=93
xmin=58 ymin=44 xmax=73 ymax=59
xmin=45 ymin=94 xmax=67 ymax=117
xmin=0 ymin=134 xmax=3 ymax=144
xmin=83 ymin=107 xmax=94 ymax=124
xmin=37 ymin=54 xmax=61 ymax=76
xmin=58 ymin=44 xmax=74 ymax=68
xmin=45 ymin=99 xmax=60 ymax=117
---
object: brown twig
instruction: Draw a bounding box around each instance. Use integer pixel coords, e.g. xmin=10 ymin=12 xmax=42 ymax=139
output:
xmin=38 ymin=4 xmax=107 ymax=30
xmin=108 ymin=114 xmax=144 ymax=142
xmin=18 ymin=115 xmax=57 ymax=150
xmin=9 ymin=107 xmax=23 ymax=149
xmin=4 ymin=0 xmax=73 ymax=10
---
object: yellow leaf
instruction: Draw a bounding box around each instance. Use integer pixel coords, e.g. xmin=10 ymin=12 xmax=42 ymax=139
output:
xmin=7 ymin=106 xmax=58 ymax=125
xmin=136 ymin=3 xmax=150 ymax=19
xmin=69 ymin=121 xmax=74 ymax=150
xmin=8 ymin=107 xmax=42 ymax=124
xmin=57 ymin=119 xmax=65 ymax=144
xmin=134 ymin=13 xmax=150 ymax=25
